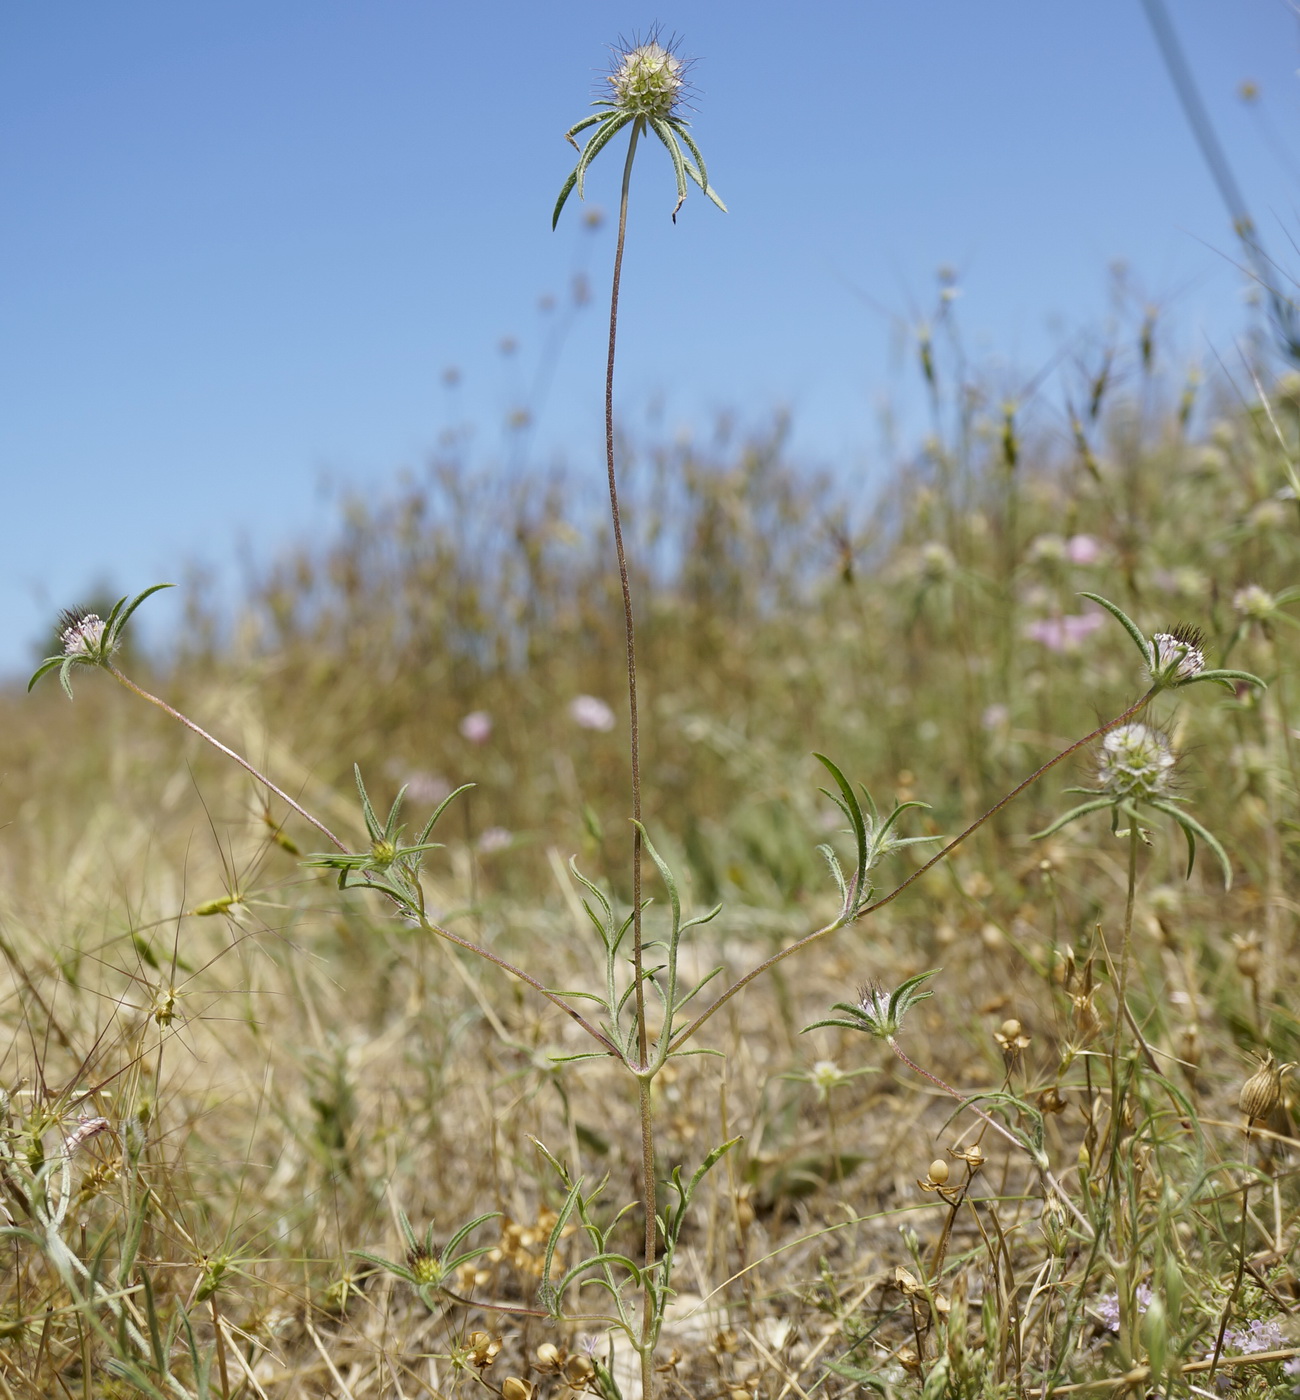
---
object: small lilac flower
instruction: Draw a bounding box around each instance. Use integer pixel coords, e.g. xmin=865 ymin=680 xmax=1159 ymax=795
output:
xmin=1220 ymin=1318 xmax=1286 ymax=1355
xmin=459 ymin=711 xmax=493 ymax=745
xmin=477 ymin=826 xmax=511 ymax=854
xmin=1096 ymin=1283 xmax=1153 ymax=1332
xmin=1023 ymin=612 xmax=1105 ymax=653
xmin=1282 ymin=1355 xmax=1299 ymax=1376
xmin=1066 ymin=534 xmax=1102 ymax=565
xmin=570 ymin=695 xmax=616 ymax=732
xmin=403 ymin=771 xmax=453 ymax=806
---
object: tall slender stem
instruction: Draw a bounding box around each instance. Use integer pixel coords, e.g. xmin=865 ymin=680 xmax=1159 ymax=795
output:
xmin=604 ymin=119 xmax=660 ymax=1400
xmin=107 ymin=663 xmax=348 ymax=852
xmin=605 ymin=120 xmax=648 ymax=1066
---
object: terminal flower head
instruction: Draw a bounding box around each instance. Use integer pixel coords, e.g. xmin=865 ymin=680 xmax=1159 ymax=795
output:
xmin=607 ymin=37 xmax=685 ymax=120
xmin=29 ymin=584 xmax=174 ymax=700
xmin=803 ymin=970 xmax=940 ymax=1043
xmin=1077 ymin=592 xmax=1264 ymax=694
xmin=1149 ymin=626 xmax=1205 ymax=684
xmin=59 ymin=609 xmax=107 ymax=659
xmin=553 ymin=29 xmax=726 ymax=227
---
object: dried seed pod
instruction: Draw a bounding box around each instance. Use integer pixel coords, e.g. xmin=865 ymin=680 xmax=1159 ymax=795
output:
xmin=1233 ymin=932 xmax=1262 ymax=981
xmin=502 ymin=1378 xmax=533 ymax=1400
xmin=565 ymin=1355 xmax=595 ymax=1385
xmin=535 ymin=1343 xmax=563 ymax=1371
xmin=928 ymin=1158 xmax=950 ymax=1185
xmin=1239 ymin=1052 xmax=1293 ymax=1121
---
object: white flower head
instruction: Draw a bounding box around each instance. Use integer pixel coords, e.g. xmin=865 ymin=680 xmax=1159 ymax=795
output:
xmin=1150 ymin=628 xmax=1205 ymax=683
xmin=1233 ymin=584 xmax=1275 ymax=621
xmin=570 ymin=694 xmax=616 ymax=732
xmin=59 ymin=610 xmax=106 ymax=659
xmin=459 ymin=710 xmax=493 ymax=745
xmin=1098 ymin=723 xmax=1175 ymax=801
xmin=607 ymin=34 xmax=686 ymax=120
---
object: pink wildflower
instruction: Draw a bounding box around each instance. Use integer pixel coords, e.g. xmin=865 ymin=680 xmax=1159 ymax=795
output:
xmin=459 ymin=711 xmax=493 ymax=745
xmin=570 ymin=695 xmax=616 ymax=732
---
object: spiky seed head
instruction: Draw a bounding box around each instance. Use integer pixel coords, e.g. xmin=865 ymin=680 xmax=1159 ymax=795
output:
xmin=406 ymin=1241 xmax=441 ymax=1287
xmin=607 ymin=36 xmax=684 ymax=120
xmin=59 ymin=609 xmax=106 ymax=658
xmin=1238 ymin=1052 xmax=1292 ymax=1121
xmin=370 ymin=838 xmax=398 ymax=869
xmin=1150 ymin=626 xmax=1205 ymax=683
xmin=1097 ymin=723 xmax=1175 ymax=801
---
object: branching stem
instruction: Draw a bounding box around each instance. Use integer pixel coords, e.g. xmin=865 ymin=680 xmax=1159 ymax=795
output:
xmin=670 ymin=688 xmax=1159 ymax=1051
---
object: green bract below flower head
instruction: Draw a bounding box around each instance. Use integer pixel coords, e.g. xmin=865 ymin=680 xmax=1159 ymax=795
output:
xmin=802 ymin=969 xmax=940 ymax=1043
xmin=607 ymin=38 xmax=684 ymax=120
xmin=1098 ymin=723 xmax=1175 ymax=801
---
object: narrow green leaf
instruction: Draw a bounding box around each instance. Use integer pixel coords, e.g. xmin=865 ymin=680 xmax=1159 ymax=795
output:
xmin=814 ymin=754 xmax=868 ymax=900
xmin=672 ymin=120 xmax=710 ymax=201
xmin=417 ymin=782 xmax=474 ymax=844
xmin=112 ymin=582 xmax=175 ymax=641
xmin=573 ymin=111 xmax=632 ymax=201
xmin=26 ymin=655 xmax=64 ymax=692
xmin=648 ymin=117 xmax=688 ymax=218
xmin=1031 ymin=797 xmax=1115 ymax=840
xmin=1078 ymin=591 xmax=1153 ymax=665
xmin=633 ymin=821 xmax=680 ymax=931
xmin=1150 ymin=800 xmax=1233 ymax=887
xmin=353 ymin=765 xmax=383 ymax=841
xmin=552 ymin=166 xmax=580 ymax=230
xmin=563 ymin=111 xmax=607 ymax=145
xmin=1192 ymin=668 xmax=1265 ymax=688
xmin=444 ymin=1210 xmax=500 ymax=1259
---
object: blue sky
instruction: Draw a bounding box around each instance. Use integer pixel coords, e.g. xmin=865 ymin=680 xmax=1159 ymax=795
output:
xmin=3 ymin=2 xmax=1298 ymax=674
